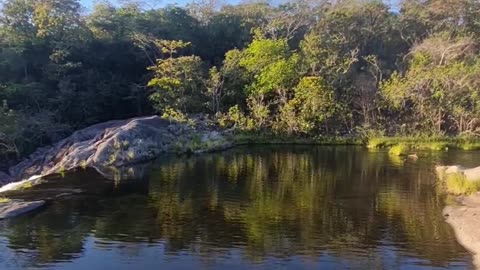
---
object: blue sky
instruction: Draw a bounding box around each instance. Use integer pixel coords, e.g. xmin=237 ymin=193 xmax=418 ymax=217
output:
xmin=80 ymin=0 xmax=401 ymax=11
xmin=79 ymin=0 xmax=238 ymax=10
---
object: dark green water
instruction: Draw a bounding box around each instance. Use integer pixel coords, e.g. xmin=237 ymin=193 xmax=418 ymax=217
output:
xmin=0 ymin=146 xmax=476 ymax=269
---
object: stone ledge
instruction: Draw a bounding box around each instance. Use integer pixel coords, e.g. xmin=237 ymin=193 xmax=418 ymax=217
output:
xmin=0 ymin=200 xmax=45 ymax=219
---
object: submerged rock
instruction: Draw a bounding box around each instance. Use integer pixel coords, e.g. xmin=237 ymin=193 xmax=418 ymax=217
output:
xmin=444 ymin=194 xmax=480 ymax=267
xmin=407 ymin=153 xmax=418 ymax=160
xmin=0 ymin=116 xmax=231 ymax=186
xmin=0 ymin=200 xmax=45 ymax=219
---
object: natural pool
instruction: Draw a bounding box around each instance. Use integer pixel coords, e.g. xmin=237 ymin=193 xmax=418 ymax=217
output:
xmin=0 ymin=146 xmax=476 ymax=269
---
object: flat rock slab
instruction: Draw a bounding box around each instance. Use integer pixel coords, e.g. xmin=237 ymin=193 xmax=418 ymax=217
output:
xmin=444 ymin=193 xmax=480 ymax=267
xmin=0 ymin=200 xmax=45 ymax=219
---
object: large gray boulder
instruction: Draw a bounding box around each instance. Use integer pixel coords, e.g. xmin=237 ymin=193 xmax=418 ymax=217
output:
xmin=0 ymin=116 xmax=232 ymax=186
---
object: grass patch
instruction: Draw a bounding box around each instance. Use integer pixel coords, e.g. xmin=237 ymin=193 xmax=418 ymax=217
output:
xmin=444 ymin=173 xmax=480 ymax=195
xmin=107 ymin=152 xmax=117 ymax=165
xmin=367 ymin=137 xmax=391 ymax=149
xmin=366 ymin=137 xmax=421 ymax=149
xmin=367 ymin=136 xmax=480 ymax=152
xmin=232 ymin=134 xmax=480 ymax=152
xmin=81 ymin=160 xmax=88 ymax=170
xmin=19 ymin=181 xmax=33 ymax=190
xmin=458 ymin=141 xmax=480 ymax=151
xmin=233 ymin=132 xmax=362 ymax=146
xmin=388 ymin=144 xmax=410 ymax=156
xmin=0 ymin=197 xmax=11 ymax=203
xmin=415 ymin=142 xmax=448 ymax=151
xmin=127 ymin=150 xmax=135 ymax=160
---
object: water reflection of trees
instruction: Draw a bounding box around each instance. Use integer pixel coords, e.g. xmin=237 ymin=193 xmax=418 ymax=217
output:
xmin=0 ymin=146 xmax=470 ymax=268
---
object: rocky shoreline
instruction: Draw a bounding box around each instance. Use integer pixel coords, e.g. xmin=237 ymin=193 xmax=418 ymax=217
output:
xmin=0 ymin=115 xmax=233 ymax=219
xmin=2 ymin=118 xmax=480 ymax=268
xmin=436 ymin=165 xmax=480 ymax=268
xmin=444 ymin=193 xmax=480 ymax=268
xmin=0 ymin=115 xmax=233 ymax=186
xmin=0 ymin=200 xmax=46 ymax=219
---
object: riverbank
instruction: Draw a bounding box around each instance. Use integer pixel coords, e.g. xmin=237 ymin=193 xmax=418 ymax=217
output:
xmin=1 ymin=133 xmax=480 ymax=268
xmin=4 ymin=129 xmax=480 ymax=191
xmin=0 ymin=116 xmax=233 ymax=187
xmin=2 ymin=123 xmax=480 ymax=219
xmin=232 ymin=133 xmax=480 ymax=159
xmin=232 ymin=133 xmax=480 ymax=150
xmin=232 ymin=133 xmax=363 ymax=146
xmin=367 ymin=136 xmax=480 ymax=151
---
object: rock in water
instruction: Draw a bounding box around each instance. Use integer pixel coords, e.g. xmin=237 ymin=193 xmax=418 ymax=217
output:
xmin=464 ymin=167 xmax=480 ymax=182
xmin=444 ymin=194 xmax=480 ymax=267
xmin=436 ymin=165 xmax=480 ymax=182
xmin=0 ymin=200 xmax=45 ymax=219
xmin=0 ymin=116 xmax=231 ymax=185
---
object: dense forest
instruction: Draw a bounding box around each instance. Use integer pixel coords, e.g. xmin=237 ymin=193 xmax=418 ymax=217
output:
xmin=1 ymin=0 xmax=480 ymax=159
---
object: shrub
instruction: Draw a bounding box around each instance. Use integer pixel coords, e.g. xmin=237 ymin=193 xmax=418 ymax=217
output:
xmin=445 ymin=174 xmax=480 ymax=195
xmin=388 ymin=144 xmax=409 ymax=156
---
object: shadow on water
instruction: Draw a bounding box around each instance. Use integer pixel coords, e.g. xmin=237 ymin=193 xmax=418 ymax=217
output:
xmin=0 ymin=146 xmax=475 ymax=269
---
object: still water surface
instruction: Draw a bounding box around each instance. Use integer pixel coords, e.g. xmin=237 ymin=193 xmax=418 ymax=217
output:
xmin=0 ymin=146 xmax=476 ymax=269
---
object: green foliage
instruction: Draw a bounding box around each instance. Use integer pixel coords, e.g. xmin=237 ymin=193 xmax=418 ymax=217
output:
xmin=282 ymin=77 xmax=336 ymax=134
xmin=381 ymin=35 xmax=480 ymax=135
xmin=458 ymin=142 xmax=480 ymax=151
xmin=33 ymin=0 xmax=84 ymax=39
xmin=108 ymin=153 xmax=117 ymax=166
xmin=0 ymin=197 xmax=11 ymax=203
xmin=18 ymin=181 xmax=33 ymax=190
xmin=232 ymin=132 xmax=362 ymax=146
xmin=81 ymin=160 xmax=88 ymax=170
xmin=416 ymin=142 xmax=448 ymax=151
xmin=388 ymin=144 xmax=410 ymax=156
xmin=147 ymin=41 xmax=206 ymax=114
xmin=240 ymin=38 xmax=290 ymax=73
xmin=367 ymin=136 xmax=480 ymax=152
xmin=0 ymin=101 xmax=20 ymax=155
xmin=367 ymin=137 xmax=388 ymax=149
xmin=127 ymin=150 xmax=135 ymax=161
xmin=251 ymin=55 xmax=299 ymax=96
xmin=1 ymin=0 xmax=480 ymax=161
xmin=160 ymin=107 xmax=192 ymax=125
xmin=217 ymin=105 xmax=249 ymax=129
xmin=444 ymin=174 xmax=480 ymax=195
